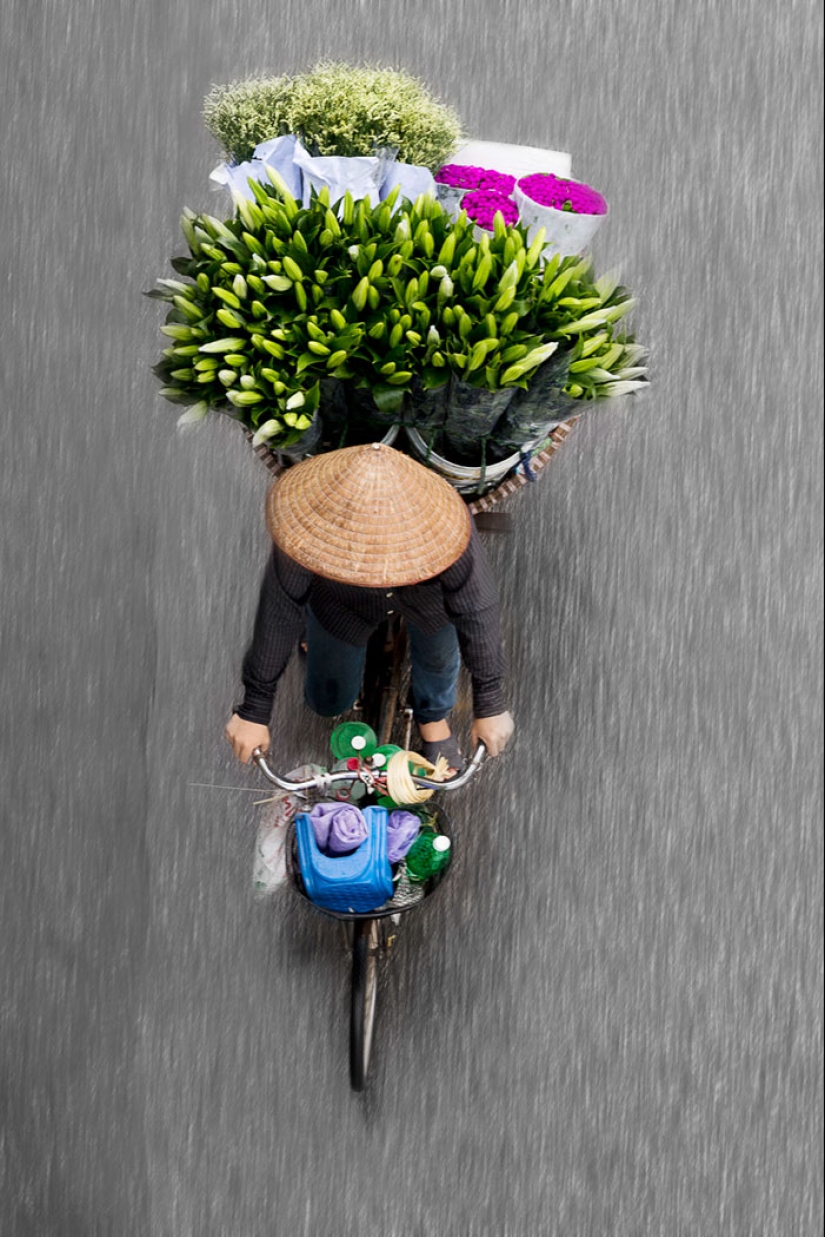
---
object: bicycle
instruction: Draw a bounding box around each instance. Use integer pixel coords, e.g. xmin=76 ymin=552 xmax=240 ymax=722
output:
xmin=253 ymin=615 xmax=487 ymax=1091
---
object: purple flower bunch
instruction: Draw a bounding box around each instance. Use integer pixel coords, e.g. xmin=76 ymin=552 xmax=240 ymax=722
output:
xmin=435 ymin=163 xmax=516 ymax=194
xmin=461 ymin=189 xmax=520 ymax=231
xmin=518 ymin=173 xmax=607 ymax=215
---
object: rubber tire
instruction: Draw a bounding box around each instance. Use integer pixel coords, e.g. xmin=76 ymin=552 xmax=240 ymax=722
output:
xmin=349 ymin=919 xmax=380 ymax=1091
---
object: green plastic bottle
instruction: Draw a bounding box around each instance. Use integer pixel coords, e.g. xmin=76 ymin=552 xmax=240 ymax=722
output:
xmin=405 ymin=831 xmax=451 ymax=882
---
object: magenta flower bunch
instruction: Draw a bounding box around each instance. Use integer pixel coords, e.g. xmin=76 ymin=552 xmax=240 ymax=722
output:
xmin=435 ymin=163 xmax=516 ymax=194
xmin=518 ymin=173 xmax=607 ymax=215
xmin=461 ymin=189 xmax=520 ymax=231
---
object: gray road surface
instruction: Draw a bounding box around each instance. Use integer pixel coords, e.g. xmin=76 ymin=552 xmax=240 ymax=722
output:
xmin=1 ymin=2 xmax=822 ymax=1234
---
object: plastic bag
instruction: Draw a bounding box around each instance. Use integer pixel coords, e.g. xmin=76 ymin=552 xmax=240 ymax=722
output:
xmin=407 ymin=375 xmax=450 ymax=432
xmin=252 ymin=764 xmax=323 ymax=898
xmin=381 ymin=162 xmax=437 ymax=203
xmin=209 ymin=135 xmax=302 ymax=204
xmin=434 ymin=183 xmax=466 ymax=220
xmin=252 ymin=135 xmax=303 ymax=199
xmin=292 ymin=138 xmax=389 ymax=209
xmin=442 ymin=380 xmax=516 ymax=459
xmin=487 ymin=352 xmax=577 ymax=454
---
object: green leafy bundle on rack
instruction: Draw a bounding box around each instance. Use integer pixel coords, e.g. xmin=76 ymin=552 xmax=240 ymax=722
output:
xmin=203 ymin=61 xmax=463 ymax=169
xmin=147 ymin=171 xmax=647 ymax=455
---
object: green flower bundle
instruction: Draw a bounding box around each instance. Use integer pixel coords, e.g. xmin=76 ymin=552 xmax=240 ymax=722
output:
xmin=148 ymin=175 xmax=553 ymax=450
xmin=203 ymin=61 xmax=462 ymax=169
xmin=148 ymin=172 xmax=646 ymax=461
xmin=320 ymin=196 xmax=555 ymax=415
xmin=415 ymin=212 xmax=559 ymax=455
xmin=201 ymin=76 xmax=293 ymax=169
xmin=148 ymin=177 xmax=354 ymax=446
xmin=488 ymin=256 xmax=647 ymax=453
xmin=546 ymin=266 xmax=647 ymax=402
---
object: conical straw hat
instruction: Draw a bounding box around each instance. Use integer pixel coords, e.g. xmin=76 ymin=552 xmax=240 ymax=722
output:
xmin=266 ymin=443 xmax=472 ymax=587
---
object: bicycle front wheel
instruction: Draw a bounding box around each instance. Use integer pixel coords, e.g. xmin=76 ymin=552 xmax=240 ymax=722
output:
xmin=349 ymin=918 xmax=380 ymax=1091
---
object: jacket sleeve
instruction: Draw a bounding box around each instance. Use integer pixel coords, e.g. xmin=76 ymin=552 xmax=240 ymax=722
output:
xmin=234 ymin=547 xmax=312 ymax=725
xmin=441 ymin=522 xmax=509 ymax=718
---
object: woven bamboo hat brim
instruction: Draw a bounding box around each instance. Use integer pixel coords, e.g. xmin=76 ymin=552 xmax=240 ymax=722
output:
xmin=266 ymin=443 xmax=472 ymax=587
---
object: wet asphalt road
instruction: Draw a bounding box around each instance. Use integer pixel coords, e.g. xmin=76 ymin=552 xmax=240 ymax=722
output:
xmin=1 ymin=2 xmax=822 ymax=1234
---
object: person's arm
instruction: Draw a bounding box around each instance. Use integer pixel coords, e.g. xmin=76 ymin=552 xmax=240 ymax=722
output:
xmin=441 ymin=523 xmax=513 ymax=755
xmin=226 ymin=548 xmax=311 ymax=762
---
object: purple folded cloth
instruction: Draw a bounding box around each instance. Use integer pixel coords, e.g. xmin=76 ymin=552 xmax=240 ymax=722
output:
xmin=309 ymin=802 xmax=369 ymax=855
xmin=387 ymin=810 xmax=421 ymax=864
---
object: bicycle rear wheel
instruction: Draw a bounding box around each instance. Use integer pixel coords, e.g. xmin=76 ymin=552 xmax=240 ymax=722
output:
xmin=349 ymin=918 xmax=380 ymax=1091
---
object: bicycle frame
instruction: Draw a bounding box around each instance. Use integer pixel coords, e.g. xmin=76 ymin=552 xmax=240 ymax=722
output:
xmin=252 ymin=616 xmax=488 ymax=1091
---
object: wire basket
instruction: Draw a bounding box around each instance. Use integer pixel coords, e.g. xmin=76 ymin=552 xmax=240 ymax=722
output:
xmin=283 ymin=790 xmax=454 ymax=922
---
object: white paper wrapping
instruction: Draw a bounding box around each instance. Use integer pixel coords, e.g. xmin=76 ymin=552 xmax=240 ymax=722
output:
xmin=450 ymin=139 xmax=571 ymax=181
xmin=514 ymin=182 xmax=607 ymax=258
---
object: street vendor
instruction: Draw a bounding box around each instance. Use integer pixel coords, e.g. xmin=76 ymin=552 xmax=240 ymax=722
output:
xmin=225 ymin=442 xmax=514 ymax=770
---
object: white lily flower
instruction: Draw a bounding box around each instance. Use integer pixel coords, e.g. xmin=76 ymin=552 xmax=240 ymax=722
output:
xmin=594 ymin=268 xmax=622 ymax=302
xmin=251 ymin=420 xmax=281 ymax=446
xmin=603 ymin=298 xmax=636 ymax=323
xmin=176 ymin=402 xmax=209 ymax=428
xmin=600 ymin=380 xmax=648 ymax=397
xmin=559 ymin=311 xmax=608 ymax=335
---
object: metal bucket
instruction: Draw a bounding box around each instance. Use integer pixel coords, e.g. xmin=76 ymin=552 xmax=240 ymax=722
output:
xmin=405 ymin=426 xmax=533 ymax=496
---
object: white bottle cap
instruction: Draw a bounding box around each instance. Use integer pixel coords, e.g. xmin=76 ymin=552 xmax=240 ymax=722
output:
xmin=351 ymin=735 xmax=367 ymax=750
xmin=371 ymin=752 xmax=386 ymax=767
xmin=433 ymin=836 xmax=451 ymax=852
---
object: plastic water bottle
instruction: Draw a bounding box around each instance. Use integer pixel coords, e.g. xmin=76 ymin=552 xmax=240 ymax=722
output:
xmin=405 ymin=832 xmax=451 ymax=882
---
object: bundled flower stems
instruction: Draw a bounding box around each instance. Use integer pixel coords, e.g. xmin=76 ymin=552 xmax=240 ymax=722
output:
xmin=147 ymin=63 xmax=647 ymax=498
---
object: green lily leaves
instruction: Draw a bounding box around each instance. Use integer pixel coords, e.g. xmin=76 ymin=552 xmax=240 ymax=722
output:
xmin=148 ymin=174 xmax=647 ymax=442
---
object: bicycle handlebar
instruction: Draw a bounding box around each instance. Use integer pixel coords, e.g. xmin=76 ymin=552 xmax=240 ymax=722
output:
xmin=252 ymin=743 xmax=487 ymax=793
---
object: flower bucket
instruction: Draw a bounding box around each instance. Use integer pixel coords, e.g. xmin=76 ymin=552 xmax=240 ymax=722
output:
xmin=514 ymin=175 xmax=607 ymax=258
xmin=405 ymin=426 xmax=528 ymax=497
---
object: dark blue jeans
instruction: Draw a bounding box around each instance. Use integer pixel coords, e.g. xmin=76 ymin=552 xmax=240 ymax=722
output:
xmin=304 ymin=608 xmax=460 ymax=723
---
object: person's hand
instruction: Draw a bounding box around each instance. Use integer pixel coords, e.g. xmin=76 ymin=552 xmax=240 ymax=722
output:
xmin=225 ymin=713 xmax=270 ymax=765
xmin=470 ymin=711 xmax=514 ymax=757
